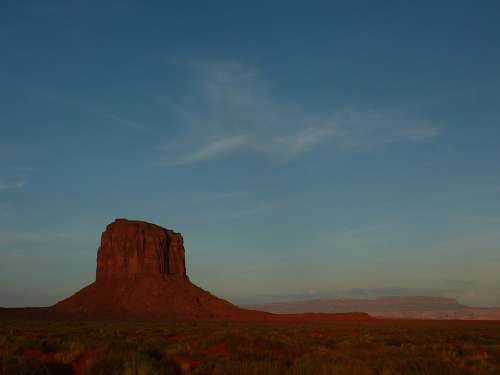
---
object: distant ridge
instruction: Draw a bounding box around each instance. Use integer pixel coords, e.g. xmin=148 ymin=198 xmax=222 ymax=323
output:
xmin=246 ymin=296 xmax=500 ymax=320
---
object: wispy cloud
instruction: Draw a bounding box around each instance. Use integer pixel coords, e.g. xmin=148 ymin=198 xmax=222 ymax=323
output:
xmin=0 ymin=179 xmax=25 ymax=190
xmin=157 ymin=59 xmax=440 ymax=166
xmin=172 ymin=135 xmax=249 ymax=165
xmin=106 ymin=113 xmax=160 ymax=137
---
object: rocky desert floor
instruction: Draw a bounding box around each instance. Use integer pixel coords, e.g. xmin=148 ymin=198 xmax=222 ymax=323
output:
xmin=1 ymin=316 xmax=500 ymax=375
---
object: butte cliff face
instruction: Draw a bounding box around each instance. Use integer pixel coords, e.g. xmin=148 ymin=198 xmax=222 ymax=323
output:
xmin=53 ymin=219 xmax=247 ymax=319
xmin=96 ymin=219 xmax=187 ymax=281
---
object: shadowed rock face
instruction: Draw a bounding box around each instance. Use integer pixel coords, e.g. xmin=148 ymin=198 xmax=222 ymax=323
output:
xmin=96 ymin=219 xmax=186 ymax=281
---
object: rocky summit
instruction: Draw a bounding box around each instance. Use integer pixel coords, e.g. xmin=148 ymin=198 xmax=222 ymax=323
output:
xmin=96 ymin=219 xmax=187 ymax=281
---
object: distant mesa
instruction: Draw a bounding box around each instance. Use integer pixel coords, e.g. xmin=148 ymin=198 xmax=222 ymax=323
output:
xmin=246 ymin=296 xmax=500 ymax=320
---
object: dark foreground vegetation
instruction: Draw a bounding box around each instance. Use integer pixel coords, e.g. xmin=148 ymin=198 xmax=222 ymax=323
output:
xmin=1 ymin=316 xmax=499 ymax=375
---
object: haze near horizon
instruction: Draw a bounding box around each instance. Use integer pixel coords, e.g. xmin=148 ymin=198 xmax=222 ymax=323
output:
xmin=1 ymin=1 xmax=500 ymax=308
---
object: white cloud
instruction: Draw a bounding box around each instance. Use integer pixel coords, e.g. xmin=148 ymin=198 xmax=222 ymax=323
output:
xmin=158 ymin=60 xmax=440 ymax=166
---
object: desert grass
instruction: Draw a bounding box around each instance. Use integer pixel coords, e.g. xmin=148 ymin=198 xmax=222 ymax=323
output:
xmin=0 ymin=318 xmax=499 ymax=374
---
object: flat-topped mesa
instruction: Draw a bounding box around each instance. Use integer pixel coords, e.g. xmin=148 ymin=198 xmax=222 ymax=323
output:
xmin=96 ymin=218 xmax=187 ymax=281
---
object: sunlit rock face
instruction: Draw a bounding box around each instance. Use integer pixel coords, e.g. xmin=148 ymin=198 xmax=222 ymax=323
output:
xmin=54 ymin=218 xmax=246 ymax=318
xmin=96 ymin=218 xmax=187 ymax=281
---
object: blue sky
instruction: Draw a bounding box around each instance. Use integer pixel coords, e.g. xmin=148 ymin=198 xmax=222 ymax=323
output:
xmin=1 ymin=1 xmax=500 ymax=307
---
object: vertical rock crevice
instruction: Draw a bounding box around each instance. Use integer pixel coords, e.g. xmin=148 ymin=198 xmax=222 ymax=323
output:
xmin=96 ymin=218 xmax=187 ymax=281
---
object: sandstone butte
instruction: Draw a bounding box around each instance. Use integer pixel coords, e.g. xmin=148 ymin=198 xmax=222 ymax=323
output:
xmin=53 ymin=218 xmax=373 ymax=321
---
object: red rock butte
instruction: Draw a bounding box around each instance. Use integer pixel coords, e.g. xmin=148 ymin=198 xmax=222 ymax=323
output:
xmin=53 ymin=218 xmax=373 ymax=321
xmin=54 ymin=219 xmax=247 ymax=319
xmin=96 ymin=219 xmax=187 ymax=281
